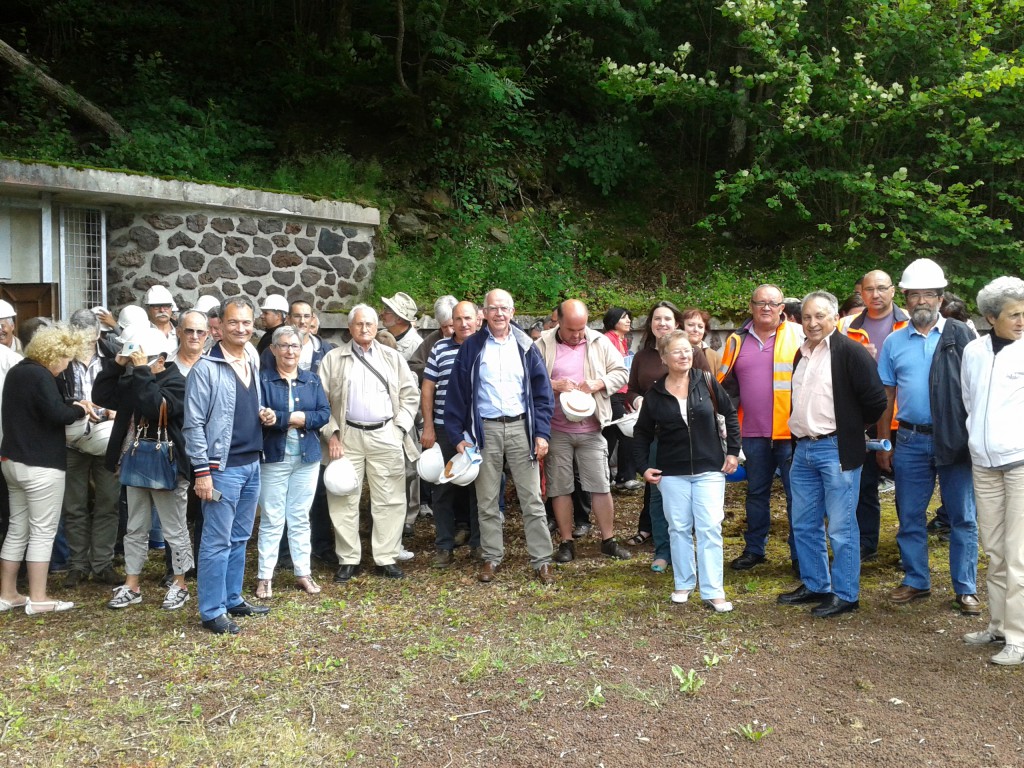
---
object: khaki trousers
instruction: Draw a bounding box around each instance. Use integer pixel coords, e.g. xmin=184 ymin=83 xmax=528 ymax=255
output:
xmin=476 ymin=420 xmax=553 ymax=568
xmin=327 ymin=424 xmax=405 ymax=565
xmin=975 ymin=464 xmax=1024 ymax=645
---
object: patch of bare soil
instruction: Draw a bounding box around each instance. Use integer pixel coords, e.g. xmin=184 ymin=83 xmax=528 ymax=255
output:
xmin=0 ymin=483 xmax=1021 ymax=767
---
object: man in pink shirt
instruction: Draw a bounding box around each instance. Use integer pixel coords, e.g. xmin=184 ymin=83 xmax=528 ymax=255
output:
xmin=536 ymin=300 xmax=632 ymax=563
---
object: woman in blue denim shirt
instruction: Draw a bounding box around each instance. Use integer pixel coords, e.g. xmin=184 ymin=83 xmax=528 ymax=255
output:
xmin=256 ymin=326 xmax=331 ymax=597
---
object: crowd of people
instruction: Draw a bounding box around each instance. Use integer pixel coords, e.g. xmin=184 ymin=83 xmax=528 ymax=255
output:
xmin=0 ymin=259 xmax=1021 ymax=665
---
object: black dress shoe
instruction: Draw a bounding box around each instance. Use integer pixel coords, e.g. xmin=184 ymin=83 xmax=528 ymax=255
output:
xmin=730 ymin=552 xmax=767 ymax=571
xmin=777 ymin=585 xmax=832 ymax=605
xmin=227 ymin=600 xmax=271 ymax=617
xmin=554 ymin=541 xmax=575 ymax=563
xmin=376 ymin=563 xmax=405 ymax=579
xmin=202 ymin=614 xmax=241 ymax=635
xmin=811 ymin=594 xmax=859 ymax=618
xmin=333 ymin=564 xmax=360 ymax=583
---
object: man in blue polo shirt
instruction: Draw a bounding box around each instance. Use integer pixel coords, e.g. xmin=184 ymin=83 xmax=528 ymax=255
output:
xmin=876 ymin=259 xmax=979 ymax=615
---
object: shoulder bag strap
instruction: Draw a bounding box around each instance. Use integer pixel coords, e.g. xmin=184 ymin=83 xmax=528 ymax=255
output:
xmin=703 ymin=370 xmax=719 ymax=416
xmin=353 ymin=347 xmax=390 ymax=391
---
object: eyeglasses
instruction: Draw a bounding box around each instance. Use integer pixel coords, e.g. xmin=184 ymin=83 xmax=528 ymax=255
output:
xmin=182 ymin=328 xmax=207 ymax=336
xmin=351 ymin=321 xmax=376 ymax=329
xmin=666 ymin=348 xmax=692 ymax=357
xmin=485 ymin=305 xmax=514 ymax=315
xmin=904 ymin=291 xmax=941 ymax=301
xmin=750 ymin=301 xmax=784 ymax=309
xmin=275 ymin=343 xmax=301 ymax=351
xmin=863 ymin=285 xmax=893 ymax=294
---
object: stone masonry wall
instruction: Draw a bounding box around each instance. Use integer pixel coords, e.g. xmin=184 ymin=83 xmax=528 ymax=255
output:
xmin=105 ymin=210 xmax=375 ymax=313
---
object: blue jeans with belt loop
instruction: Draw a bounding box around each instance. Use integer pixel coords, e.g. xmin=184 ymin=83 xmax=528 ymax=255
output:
xmin=790 ymin=436 xmax=862 ymax=603
xmin=893 ymin=428 xmax=977 ymax=595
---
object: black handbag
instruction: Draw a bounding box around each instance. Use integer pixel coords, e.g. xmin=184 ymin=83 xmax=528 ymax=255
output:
xmin=119 ymin=400 xmax=178 ymax=490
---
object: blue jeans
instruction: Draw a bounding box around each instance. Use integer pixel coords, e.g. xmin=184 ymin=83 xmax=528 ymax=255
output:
xmin=198 ymin=461 xmax=260 ymax=621
xmin=790 ymin=437 xmax=862 ymax=602
xmin=893 ymin=429 xmax=977 ymax=594
xmin=258 ymin=454 xmax=318 ymax=579
xmin=740 ymin=437 xmax=795 ymax=560
xmin=660 ymin=473 xmax=726 ymax=599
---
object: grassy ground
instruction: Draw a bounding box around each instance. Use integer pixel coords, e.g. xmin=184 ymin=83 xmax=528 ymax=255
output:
xmin=0 ymin=484 xmax=1019 ymax=767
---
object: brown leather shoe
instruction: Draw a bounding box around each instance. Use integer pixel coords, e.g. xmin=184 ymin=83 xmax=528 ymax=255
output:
xmin=890 ymin=584 xmax=931 ymax=603
xmin=956 ymin=594 xmax=982 ymax=616
xmin=535 ymin=563 xmax=556 ymax=585
xmin=478 ymin=561 xmax=500 ymax=583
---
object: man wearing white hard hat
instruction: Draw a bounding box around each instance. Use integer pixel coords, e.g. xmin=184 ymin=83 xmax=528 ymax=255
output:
xmin=421 ymin=300 xmax=480 ymax=567
xmin=0 ymin=300 xmax=21 ymax=353
xmin=256 ymin=294 xmax=290 ymax=356
xmin=535 ymin=299 xmax=631 ymax=564
xmin=58 ymin=308 xmax=123 ymax=589
xmin=381 ymin=292 xmax=423 ymax=361
xmin=144 ymin=285 xmax=178 ymax=346
xmin=877 ymin=258 xmax=980 ymax=615
xmin=318 ymin=304 xmax=420 ymax=582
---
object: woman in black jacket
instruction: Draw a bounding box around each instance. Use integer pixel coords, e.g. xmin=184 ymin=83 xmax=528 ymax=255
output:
xmin=93 ymin=327 xmax=191 ymax=611
xmin=633 ymin=330 xmax=741 ymax=612
xmin=0 ymin=324 xmax=89 ymax=615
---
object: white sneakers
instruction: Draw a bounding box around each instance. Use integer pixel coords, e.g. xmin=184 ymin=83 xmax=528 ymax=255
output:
xmin=962 ymin=629 xmax=1024 ymax=665
xmin=991 ymin=645 xmax=1024 ymax=666
xmin=963 ymin=629 xmax=1005 ymax=645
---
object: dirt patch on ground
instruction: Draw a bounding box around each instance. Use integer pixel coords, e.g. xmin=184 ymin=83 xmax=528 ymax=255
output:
xmin=0 ymin=484 xmax=1021 ymax=767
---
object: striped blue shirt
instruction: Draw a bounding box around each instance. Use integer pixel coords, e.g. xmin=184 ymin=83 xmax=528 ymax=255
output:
xmin=424 ymin=337 xmax=462 ymax=424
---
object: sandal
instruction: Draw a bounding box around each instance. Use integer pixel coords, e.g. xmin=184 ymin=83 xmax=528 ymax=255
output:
xmin=671 ymin=589 xmax=691 ymax=604
xmin=255 ymin=579 xmax=273 ymax=599
xmin=625 ymin=531 xmax=651 ymax=546
xmin=651 ymin=559 xmax=668 ymax=573
xmin=295 ymin=576 xmax=321 ymax=595
xmin=0 ymin=596 xmax=28 ymax=612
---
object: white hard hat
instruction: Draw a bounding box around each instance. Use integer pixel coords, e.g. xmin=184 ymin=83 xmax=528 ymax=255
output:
xmin=898 ymin=258 xmax=948 ymax=290
xmin=261 ymin=294 xmax=290 ymax=313
xmin=193 ymin=295 xmax=221 ymax=314
xmin=324 ymin=457 xmax=359 ymax=495
xmin=121 ymin=326 xmax=173 ymax=358
xmin=0 ymin=299 xmax=14 ymax=319
xmin=417 ymin=443 xmax=445 ymax=483
xmin=145 ymin=285 xmax=175 ymax=306
xmin=437 ymin=446 xmax=482 ymax=486
xmin=559 ymin=390 xmax=597 ymax=423
xmin=609 ymin=410 xmax=639 ymax=438
xmin=117 ymin=305 xmax=149 ymax=330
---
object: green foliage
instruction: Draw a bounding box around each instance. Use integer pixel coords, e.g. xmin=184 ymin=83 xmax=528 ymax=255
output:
xmin=600 ymin=0 xmax=1024 ymax=278
xmin=671 ymin=665 xmax=704 ymax=695
xmin=0 ymin=72 xmax=79 ymax=162
xmin=94 ymin=53 xmax=272 ymax=181
xmin=371 ymin=211 xmax=594 ymax=311
xmin=734 ymin=721 xmax=774 ymax=742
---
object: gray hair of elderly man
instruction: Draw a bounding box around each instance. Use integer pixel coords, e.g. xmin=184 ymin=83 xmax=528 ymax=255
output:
xmin=977 ymin=276 xmax=1024 ymax=320
xmin=801 ymin=290 xmax=840 ymax=318
xmin=348 ymin=303 xmax=378 ymax=325
xmin=177 ymin=309 xmax=209 ymax=329
xmin=433 ymin=295 xmax=458 ymax=323
xmin=69 ymin=308 xmax=100 ymax=332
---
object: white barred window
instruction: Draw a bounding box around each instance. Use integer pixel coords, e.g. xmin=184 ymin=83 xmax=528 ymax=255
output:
xmin=59 ymin=206 xmax=106 ymax=317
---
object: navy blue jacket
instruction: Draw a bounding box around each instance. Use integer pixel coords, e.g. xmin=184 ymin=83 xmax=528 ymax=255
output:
xmin=259 ymin=366 xmax=331 ymax=464
xmin=929 ymin=319 xmax=975 ymax=466
xmin=444 ymin=325 xmax=554 ymax=460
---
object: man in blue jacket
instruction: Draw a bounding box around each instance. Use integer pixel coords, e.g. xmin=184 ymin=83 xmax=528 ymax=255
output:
xmin=184 ymin=297 xmax=275 ymax=635
xmin=445 ymin=289 xmax=556 ymax=584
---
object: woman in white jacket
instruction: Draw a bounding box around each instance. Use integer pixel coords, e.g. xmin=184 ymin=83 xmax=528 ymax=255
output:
xmin=960 ymin=276 xmax=1024 ymax=665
